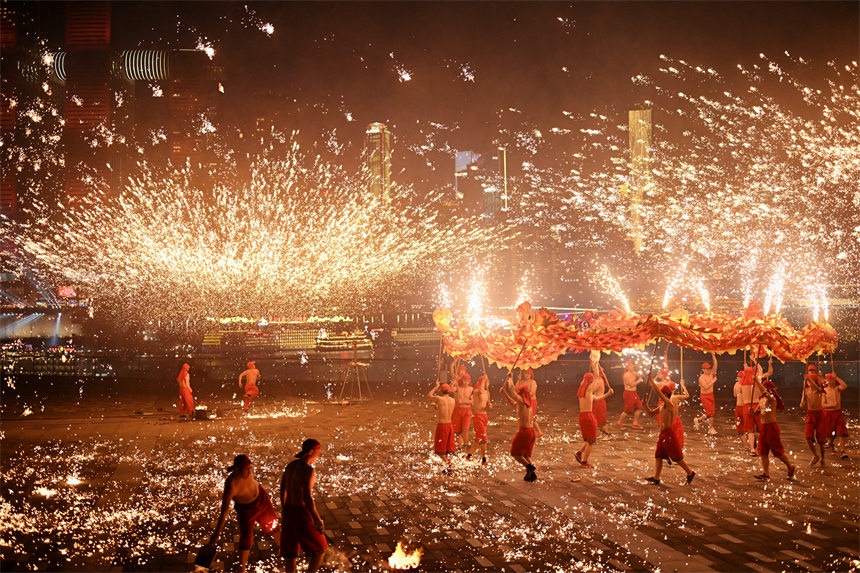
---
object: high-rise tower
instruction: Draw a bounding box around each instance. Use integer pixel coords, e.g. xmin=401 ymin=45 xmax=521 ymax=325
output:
xmin=364 ymin=122 xmax=392 ymax=201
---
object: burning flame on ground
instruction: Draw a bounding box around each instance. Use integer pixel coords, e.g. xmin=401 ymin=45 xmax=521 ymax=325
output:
xmin=388 ymin=541 xmax=422 ymax=570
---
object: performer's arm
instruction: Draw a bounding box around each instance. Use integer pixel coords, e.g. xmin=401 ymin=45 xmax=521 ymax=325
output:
xmin=306 ymin=468 xmax=324 ymax=533
xmin=648 ymin=373 xmax=662 ymax=397
xmin=500 ymin=379 xmax=516 ymax=406
xmin=678 ymin=379 xmax=690 ymax=401
xmin=799 ymin=380 xmax=807 ymax=408
xmin=450 ymin=358 xmax=460 ymax=381
xmin=761 ymin=357 xmax=773 ymax=379
xmin=426 ymin=381 xmax=440 ymax=399
xmin=711 ymin=352 xmax=717 ymax=372
xmin=209 ymin=478 xmax=234 ymax=545
xmin=593 ymin=388 xmax=614 ymax=402
xmin=835 ymin=374 xmax=847 ymax=392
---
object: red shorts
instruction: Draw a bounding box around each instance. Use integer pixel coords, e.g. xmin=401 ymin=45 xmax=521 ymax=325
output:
xmin=758 ymin=421 xmax=785 ymax=458
xmin=451 ymin=406 xmax=473 ymax=434
xmin=824 ymin=410 xmax=849 ymax=438
xmin=473 ymin=413 xmax=488 ymax=442
xmin=280 ymin=505 xmax=328 ymax=558
xmin=741 ymin=405 xmax=758 ymax=433
xmin=623 ymin=391 xmax=642 ymax=413
xmin=579 ymin=411 xmax=597 ymax=444
xmin=235 ymin=485 xmax=279 ymax=550
xmin=655 ymin=427 xmax=684 ymax=462
xmin=434 ymin=422 xmax=455 ymax=454
xmin=672 ymin=416 xmax=684 ymax=448
xmin=511 ymin=427 xmax=536 ymax=457
xmin=804 ymin=410 xmax=826 ymax=443
xmin=592 ymin=399 xmax=607 ymax=426
xmin=244 ymin=384 xmax=259 ymax=398
xmin=735 ymin=405 xmax=745 ymax=434
xmin=700 ymin=393 xmax=715 ymax=417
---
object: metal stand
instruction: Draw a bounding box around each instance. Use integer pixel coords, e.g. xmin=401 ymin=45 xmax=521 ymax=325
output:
xmin=337 ymin=343 xmax=372 ymax=402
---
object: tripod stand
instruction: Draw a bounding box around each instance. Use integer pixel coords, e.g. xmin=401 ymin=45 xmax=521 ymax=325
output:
xmin=337 ymin=342 xmax=372 ymax=402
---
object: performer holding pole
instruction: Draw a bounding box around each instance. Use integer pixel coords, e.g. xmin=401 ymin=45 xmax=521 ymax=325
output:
xmin=752 ymin=378 xmax=795 ymax=481
xmin=239 ymin=361 xmax=261 ymax=413
xmin=177 ymin=363 xmax=194 ymax=421
xmin=693 ymin=352 xmax=719 ymax=435
xmin=645 ymin=374 xmax=696 ymax=485
xmin=616 ymin=360 xmax=644 ymax=429
xmin=501 ymin=372 xmax=538 ymax=481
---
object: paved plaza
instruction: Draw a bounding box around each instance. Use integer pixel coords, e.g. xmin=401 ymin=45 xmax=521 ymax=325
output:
xmin=1 ymin=376 xmax=858 ymax=572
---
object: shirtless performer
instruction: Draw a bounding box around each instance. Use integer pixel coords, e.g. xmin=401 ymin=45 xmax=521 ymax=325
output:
xmin=468 ymin=374 xmax=493 ymax=465
xmin=645 ymin=377 xmax=695 ymax=485
xmin=177 ymin=363 xmax=194 ymax=420
xmin=800 ymin=364 xmax=827 ymax=466
xmin=209 ymin=455 xmax=280 ymax=573
xmin=501 ymin=373 xmax=537 ymax=481
xmin=239 ymin=361 xmax=261 ymax=412
xmin=823 ymin=371 xmax=849 ymax=459
xmin=451 ymin=370 xmax=474 ymax=452
xmin=616 ymin=361 xmax=643 ymax=429
xmin=575 ymin=372 xmax=613 ymax=467
xmin=693 ymin=353 xmax=718 ymax=435
xmin=517 ymin=368 xmax=544 ymax=439
xmin=427 ymin=381 xmax=456 ymax=471
xmin=280 ymin=439 xmax=328 ymax=572
xmin=591 ymin=363 xmax=613 ymax=437
xmin=735 ymin=366 xmax=759 ymax=455
xmin=752 ymin=378 xmax=795 ymax=480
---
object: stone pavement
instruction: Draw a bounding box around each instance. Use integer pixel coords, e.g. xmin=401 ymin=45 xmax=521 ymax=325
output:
xmin=1 ymin=379 xmax=858 ymax=572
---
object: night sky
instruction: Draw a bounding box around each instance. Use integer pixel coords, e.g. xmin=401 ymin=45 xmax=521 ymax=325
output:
xmin=22 ymin=1 xmax=859 ymax=187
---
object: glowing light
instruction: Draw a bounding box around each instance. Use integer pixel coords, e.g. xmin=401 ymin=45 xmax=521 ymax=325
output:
xmin=388 ymin=541 xmax=422 ymax=570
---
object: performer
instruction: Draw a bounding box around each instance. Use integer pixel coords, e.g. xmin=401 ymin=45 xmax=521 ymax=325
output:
xmin=177 ymin=363 xmax=194 ymax=420
xmin=732 ymin=370 xmax=747 ymax=447
xmin=501 ymin=373 xmax=537 ymax=481
xmin=800 ymin=365 xmax=827 ymax=466
xmin=239 ymin=361 xmax=261 ymax=412
xmin=823 ymin=371 xmax=849 ymax=460
xmin=427 ymin=381 xmax=456 ymax=472
xmin=592 ymin=364 xmax=613 ymax=437
xmin=280 ymin=439 xmax=328 ymax=573
xmin=693 ymin=353 xmax=718 ymax=435
xmin=752 ymin=378 xmax=795 ymax=481
xmin=452 ymin=372 xmax=474 ymax=452
xmin=644 ymin=376 xmax=689 ymax=448
xmin=645 ymin=377 xmax=696 ymax=485
xmin=517 ymin=368 xmax=544 ymax=439
xmin=468 ymin=374 xmax=493 ymax=465
xmin=575 ymin=372 xmax=613 ymax=467
xmin=209 ymin=455 xmax=280 ymax=573
xmin=616 ymin=360 xmax=643 ymax=430
xmin=735 ymin=366 xmax=759 ymax=456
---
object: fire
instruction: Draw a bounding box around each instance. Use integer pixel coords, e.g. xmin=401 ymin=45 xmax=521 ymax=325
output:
xmin=387 ymin=541 xmax=422 ymax=570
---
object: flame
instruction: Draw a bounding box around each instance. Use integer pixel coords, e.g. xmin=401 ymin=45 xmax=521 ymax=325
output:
xmin=388 ymin=541 xmax=422 ymax=570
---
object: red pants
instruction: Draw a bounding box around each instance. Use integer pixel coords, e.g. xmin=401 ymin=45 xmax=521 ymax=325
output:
xmin=804 ymin=410 xmax=826 ymax=443
xmin=824 ymin=409 xmax=848 ymax=438
xmin=673 ymin=416 xmax=684 ymax=448
xmin=235 ymin=485 xmax=278 ymax=550
xmin=758 ymin=421 xmax=785 ymax=458
xmin=740 ymin=404 xmax=758 ymax=433
xmin=243 ymin=384 xmax=259 ymax=411
xmin=735 ymin=405 xmax=745 ymax=434
xmin=434 ymin=422 xmax=455 ymax=454
xmin=452 ymin=406 xmax=473 ymax=434
xmin=655 ymin=428 xmax=684 ymax=461
xmin=280 ymin=505 xmax=328 ymax=558
xmin=623 ymin=391 xmax=642 ymax=413
xmin=579 ymin=411 xmax=597 ymax=444
xmin=592 ymin=399 xmax=607 ymax=426
xmin=179 ymin=387 xmax=194 ymax=416
xmin=511 ymin=427 xmax=536 ymax=457
xmin=700 ymin=393 xmax=715 ymax=417
xmin=473 ymin=413 xmax=488 ymax=442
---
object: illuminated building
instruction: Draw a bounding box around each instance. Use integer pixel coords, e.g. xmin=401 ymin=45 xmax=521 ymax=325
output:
xmin=454 ymin=148 xmax=507 ymax=218
xmin=626 ymin=109 xmax=652 ymax=254
xmin=364 ymin=122 xmax=392 ymax=200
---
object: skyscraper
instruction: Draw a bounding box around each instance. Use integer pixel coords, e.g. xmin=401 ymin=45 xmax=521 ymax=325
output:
xmin=364 ymin=122 xmax=392 ymax=201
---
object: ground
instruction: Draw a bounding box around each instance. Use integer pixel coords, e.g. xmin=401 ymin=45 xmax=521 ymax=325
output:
xmin=1 ymin=373 xmax=858 ymax=572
